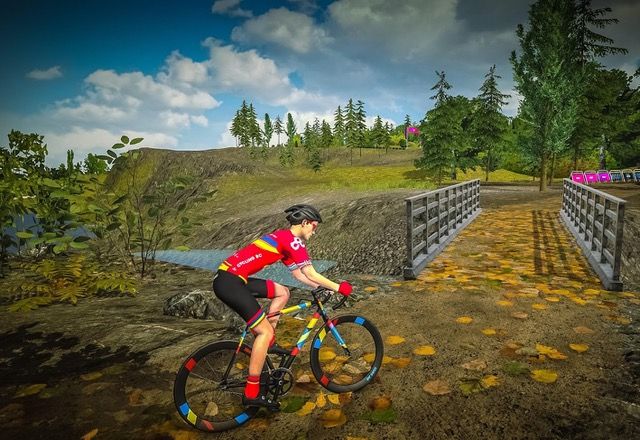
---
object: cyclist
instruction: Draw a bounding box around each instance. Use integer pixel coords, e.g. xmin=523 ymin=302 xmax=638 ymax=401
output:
xmin=212 ymin=204 xmax=353 ymax=410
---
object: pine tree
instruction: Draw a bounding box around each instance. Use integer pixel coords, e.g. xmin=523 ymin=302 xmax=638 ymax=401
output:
xmin=230 ymin=109 xmax=241 ymax=147
xmin=320 ymin=120 xmax=333 ymax=148
xmin=511 ymin=0 xmax=582 ymax=191
xmin=355 ymin=100 xmax=367 ymax=157
xmin=472 ymin=65 xmax=510 ymax=181
xmin=262 ymin=113 xmax=273 ymax=147
xmin=274 ymin=115 xmax=284 ymax=146
xmin=237 ymin=101 xmax=251 ymax=149
xmin=344 ymin=99 xmax=357 ymax=164
xmin=333 ymin=106 xmax=345 ymax=147
xmin=286 ymin=113 xmax=297 ymax=146
xmin=430 ymin=71 xmax=451 ymax=105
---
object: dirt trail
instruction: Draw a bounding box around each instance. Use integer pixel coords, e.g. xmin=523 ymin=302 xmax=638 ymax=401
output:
xmin=1 ymin=190 xmax=639 ymax=439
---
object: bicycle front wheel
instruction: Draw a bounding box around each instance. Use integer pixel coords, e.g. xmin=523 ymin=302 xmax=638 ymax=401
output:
xmin=173 ymin=340 xmax=261 ymax=432
xmin=309 ymin=315 xmax=383 ymax=393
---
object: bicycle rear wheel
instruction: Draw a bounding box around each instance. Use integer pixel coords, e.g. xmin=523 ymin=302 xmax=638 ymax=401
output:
xmin=309 ymin=315 xmax=383 ymax=393
xmin=173 ymin=340 xmax=261 ymax=432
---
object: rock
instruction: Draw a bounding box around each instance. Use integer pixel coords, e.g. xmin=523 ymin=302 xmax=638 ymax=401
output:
xmin=163 ymin=289 xmax=245 ymax=332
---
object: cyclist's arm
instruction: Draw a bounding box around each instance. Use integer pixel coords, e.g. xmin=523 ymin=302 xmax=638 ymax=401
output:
xmin=291 ymin=268 xmax=319 ymax=289
xmin=300 ymin=264 xmax=340 ymax=292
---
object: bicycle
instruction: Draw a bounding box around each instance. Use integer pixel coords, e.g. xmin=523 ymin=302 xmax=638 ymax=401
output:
xmin=173 ymin=286 xmax=384 ymax=432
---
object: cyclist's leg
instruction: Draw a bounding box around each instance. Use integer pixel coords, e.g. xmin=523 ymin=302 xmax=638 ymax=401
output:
xmin=246 ymin=278 xmax=290 ymax=329
xmin=213 ymin=271 xmax=274 ymax=400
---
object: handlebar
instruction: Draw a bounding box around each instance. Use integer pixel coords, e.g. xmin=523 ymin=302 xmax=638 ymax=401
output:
xmin=311 ymin=286 xmax=349 ymax=311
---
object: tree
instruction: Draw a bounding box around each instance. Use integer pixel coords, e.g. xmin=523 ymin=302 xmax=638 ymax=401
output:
xmin=83 ymin=153 xmax=108 ymax=174
xmin=320 ymin=120 xmax=333 ymax=149
xmin=430 ymin=71 xmax=452 ymax=105
xmin=274 ymin=115 xmax=284 ymax=146
xmin=286 ymin=113 xmax=297 ymax=146
xmin=511 ymin=0 xmax=582 ymax=191
xmin=262 ymin=113 xmax=273 ymax=147
xmin=355 ymin=100 xmax=367 ymax=157
xmin=333 ymin=106 xmax=345 ymax=147
xmin=344 ymin=99 xmax=358 ymax=164
xmin=472 ymin=65 xmax=510 ymax=181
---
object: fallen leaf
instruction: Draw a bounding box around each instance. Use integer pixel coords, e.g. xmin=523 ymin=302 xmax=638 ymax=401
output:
xmin=392 ymin=357 xmax=411 ymax=368
xmin=535 ymin=344 xmax=567 ymax=360
xmin=519 ymin=288 xmax=539 ymax=295
xmin=320 ymin=409 xmax=347 ymax=428
xmin=319 ymin=348 xmax=337 ymax=362
xmin=14 ymin=384 xmax=47 ymax=398
xmin=81 ymin=428 xmax=98 ymax=440
xmin=327 ymin=394 xmax=341 ymax=405
xmin=608 ymin=316 xmax=631 ymax=325
xmin=583 ymin=289 xmax=601 ymax=296
xmin=204 ymin=401 xmax=218 ymax=417
xmin=385 ymin=335 xmax=406 ymax=345
xmin=423 ymin=380 xmax=451 ymax=395
xmin=413 ymin=345 xmax=436 ymax=355
xmin=362 ymin=353 xmax=375 ymax=363
xmin=481 ymin=328 xmax=497 ymax=336
xmin=381 ymin=355 xmax=394 ymax=365
xmin=456 ymin=316 xmax=473 ymax=324
xmin=502 ymin=361 xmax=529 ymax=376
xmin=338 ymin=392 xmax=353 ymax=405
xmin=511 ymin=312 xmax=528 ymax=319
xmin=532 ymin=303 xmax=547 ymax=310
xmin=390 ymin=282 xmax=403 ymax=287
xmin=296 ymin=374 xmax=311 ymax=383
xmin=573 ymin=326 xmax=594 ymax=334
xmin=544 ymin=296 xmax=561 ymax=303
xmin=316 ymin=392 xmax=326 ymax=408
xmin=531 ymin=369 xmax=558 ymax=383
xmin=461 ymin=359 xmax=487 ymax=371
xmin=80 ymin=372 xmax=103 ymax=381
xmin=496 ymin=300 xmax=513 ymax=307
xmin=128 ymin=388 xmax=143 ymax=406
xmin=459 ymin=378 xmax=484 ymax=395
xmin=481 ymin=375 xmax=500 ymax=388
xmin=364 ymin=286 xmax=378 ymax=293
xmin=569 ymin=343 xmax=589 ymax=353
xmin=369 ymin=395 xmax=392 ymax=410
xmin=296 ymin=401 xmax=316 ymax=416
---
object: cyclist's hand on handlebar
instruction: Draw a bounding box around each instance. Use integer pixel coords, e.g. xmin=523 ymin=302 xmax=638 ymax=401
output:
xmin=338 ymin=281 xmax=352 ymax=297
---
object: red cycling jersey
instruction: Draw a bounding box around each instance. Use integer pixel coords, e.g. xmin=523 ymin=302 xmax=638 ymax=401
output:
xmin=218 ymin=229 xmax=312 ymax=283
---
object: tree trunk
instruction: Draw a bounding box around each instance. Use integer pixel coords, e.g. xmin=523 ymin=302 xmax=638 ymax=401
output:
xmin=539 ymin=153 xmax=548 ymax=192
xmin=548 ymin=152 xmax=556 ymax=186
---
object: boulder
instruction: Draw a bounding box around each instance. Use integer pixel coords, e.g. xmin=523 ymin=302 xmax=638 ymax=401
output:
xmin=163 ymin=289 xmax=245 ymax=332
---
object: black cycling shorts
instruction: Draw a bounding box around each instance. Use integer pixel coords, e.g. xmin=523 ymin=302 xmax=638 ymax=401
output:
xmin=212 ymin=269 xmax=276 ymax=329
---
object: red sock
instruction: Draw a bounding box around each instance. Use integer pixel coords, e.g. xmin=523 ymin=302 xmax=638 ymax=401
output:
xmin=244 ymin=375 xmax=260 ymax=399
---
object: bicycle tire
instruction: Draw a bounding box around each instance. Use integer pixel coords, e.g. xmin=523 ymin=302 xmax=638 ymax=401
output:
xmin=173 ymin=340 xmax=262 ymax=432
xmin=309 ymin=315 xmax=383 ymax=393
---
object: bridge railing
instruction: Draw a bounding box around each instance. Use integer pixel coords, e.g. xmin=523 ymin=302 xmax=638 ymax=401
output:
xmin=559 ymin=178 xmax=626 ymax=290
xmin=404 ymin=179 xmax=482 ymax=279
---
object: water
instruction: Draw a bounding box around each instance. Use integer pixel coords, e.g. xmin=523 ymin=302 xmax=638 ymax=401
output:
xmin=151 ymin=249 xmax=337 ymax=289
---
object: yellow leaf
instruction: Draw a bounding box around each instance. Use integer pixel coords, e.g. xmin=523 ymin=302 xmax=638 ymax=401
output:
xmin=535 ymin=344 xmax=567 ymax=360
xmin=14 ymin=384 xmax=47 ymax=397
xmin=532 ymin=303 xmax=547 ymax=310
xmin=316 ymin=392 xmax=326 ymax=408
xmin=456 ymin=316 xmax=473 ymax=324
xmin=583 ymin=289 xmax=601 ymax=296
xmin=461 ymin=359 xmax=487 ymax=371
xmin=381 ymin=355 xmax=394 ymax=364
xmin=511 ymin=312 xmax=528 ymax=319
xmin=81 ymin=429 xmax=98 ymax=440
xmin=364 ymin=286 xmax=378 ymax=292
xmin=570 ymin=297 xmax=587 ymax=306
xmin=319 ymin=409 xmax=347 ymax=428
xmin=327 ymin=394 xmax=341 ymax=405
xmin=519 ymin=288 xmax=540 ymax=295
xmin=392 ymin=357 xmax=411 ymax=368
xmin=573 ymin=326 xmax=594 ymax=334
xmin=390 ymin=282 xmax=403 ymax=287
xmin=80 ymin=372 xmax=103 ymax=381
xmin=369 ymin=395 xmax=392 ymax=410
xmin=423 ymin=380 xmax=451 ymax=395
xmin=569 ymin=343 xmax=589 ymax=353
xmin=531 ymin=369 xmax=558 ymax=383
xmin=385 ymin=335 xmax=405 ymax=345
xmin=481 ymin=328 xmax=497 ymax=336
xmin=296 ymin=401 xmax=316 ymax=416
xmin=319 ymin=348 xmax=337 ymax=362
xmin=413 ymin=345 xmax=436 ymax=355
xmin=362 ymin=353 xmax=375 ymax=363
xmin=496 ymin=300 xmax=513 ymax=307
xmin=481 ymin=375 xmax=500 ymax=388
xmin=544 ymin=296 xmax=561 ymax=303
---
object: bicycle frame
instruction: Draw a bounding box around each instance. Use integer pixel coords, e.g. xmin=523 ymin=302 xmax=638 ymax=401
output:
xmin=221 ymin=290 xmax=350 ymax=395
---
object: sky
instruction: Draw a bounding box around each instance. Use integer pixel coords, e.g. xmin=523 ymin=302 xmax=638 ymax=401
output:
xmin=1 ymin=0 xmax=639 ymax=166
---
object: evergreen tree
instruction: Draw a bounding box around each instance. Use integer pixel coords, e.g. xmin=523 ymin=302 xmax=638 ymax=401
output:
xmin=320 ymin=120 xmax=333 ymax=148
xmin=303 ymin=122 xmax=314 ymax=151
xmin=511 ymin=0 xmax=582 ymax=191
xmin=333 ymin=106 xmax=345 ymax=147
xmin=344 ymin=99 xmax=358 ymax=164
xmin=274 ymin=115 xmax=284 ymax=146
xmin=230 ymin=109 xmax=242 ymax=147
xmin=472 ymin=65 xmax=510 ymax=181
xmin=262 ymin=113 xmax=273 ymax=147
xmin=372 ymin=116 xmax=385 ymax=149
xmin=355 ymin=100 xmax=367 ymax=157
xmin=430 ymin=71 xmax=451 ymax=105
xmin=286 ymin=113 xmax=297 ymax=146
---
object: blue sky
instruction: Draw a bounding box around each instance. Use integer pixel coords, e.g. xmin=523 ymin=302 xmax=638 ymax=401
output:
xmin=1 ymin=0 xmax=638 ymax=166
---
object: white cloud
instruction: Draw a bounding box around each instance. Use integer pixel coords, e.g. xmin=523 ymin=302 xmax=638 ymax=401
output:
xmin=27 ymin=66 xmax=63 ymax=80
xmin=158 ymin=51 xmax=209 ymax=85
xmin=231 ymin=7 xmax=331 ymax=54
xmin=53 ymin=102 xmax=130 ymax=123
xmin=191 ymin=115 xmax=209 ymax=127
xmin=212 ymin=0 xmax=253 ymax=18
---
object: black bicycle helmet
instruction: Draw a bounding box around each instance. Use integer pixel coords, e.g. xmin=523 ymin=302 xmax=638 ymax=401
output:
xmin=284 ymin=204 xmax=323 ymax=225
